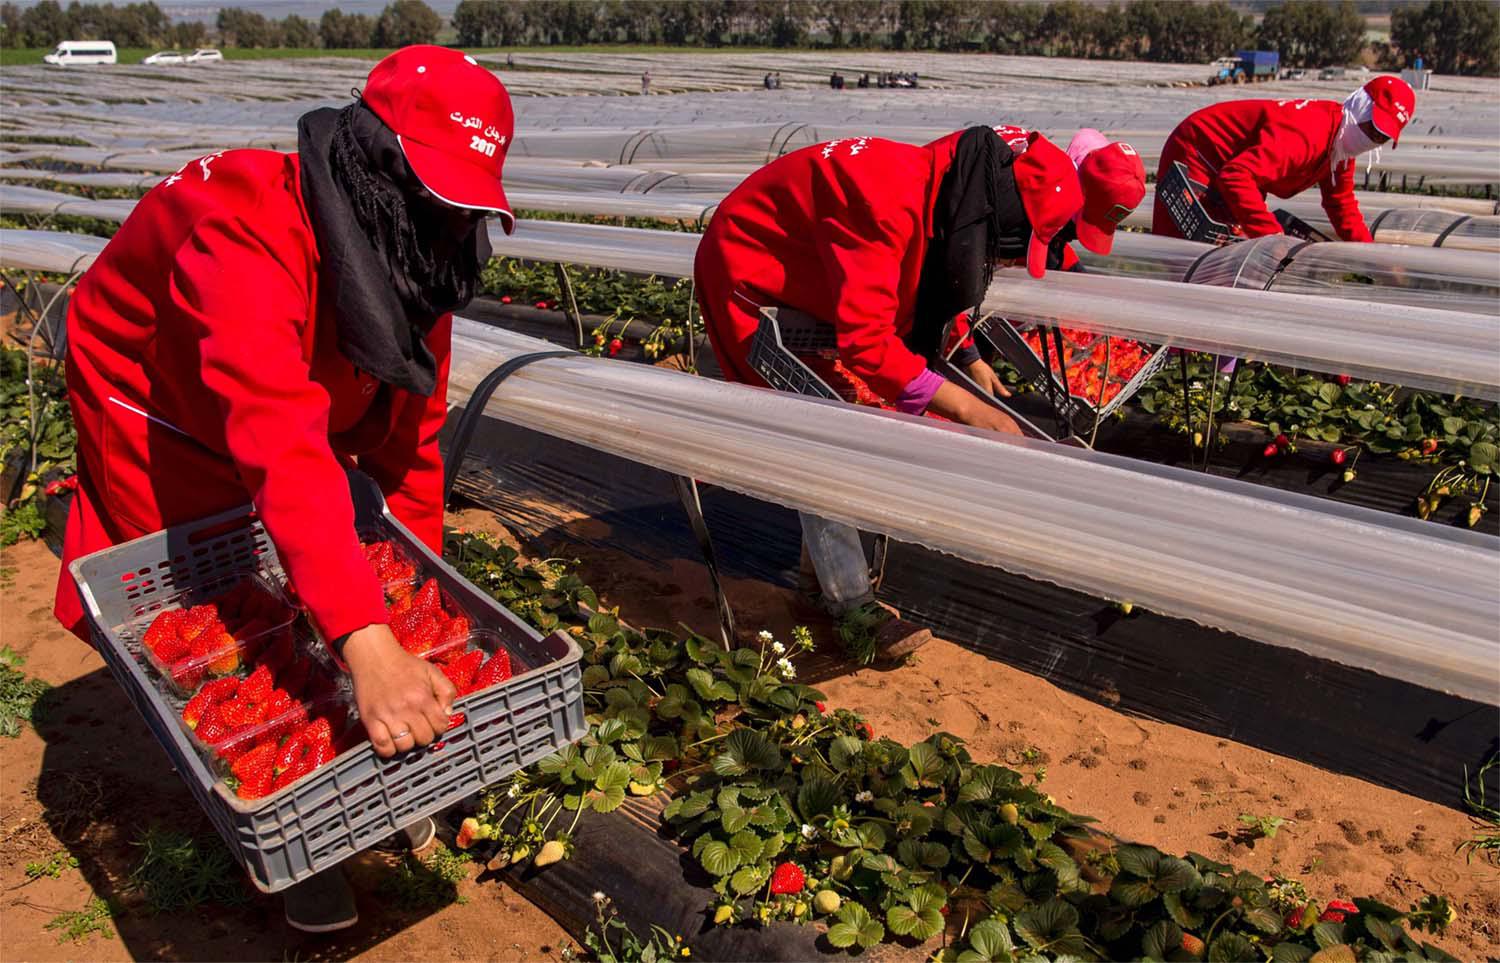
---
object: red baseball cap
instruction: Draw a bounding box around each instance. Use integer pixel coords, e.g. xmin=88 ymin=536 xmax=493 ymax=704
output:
xmin=1066 ymin=130 xmax=1146 ymax=256
xmin=362 ymin=46 xmax=515 ymax=233
xmin=1013 ymin=132 xmax=1085 ymax=279
xmin=1364 ymin=75 xmax=1415 ymax=146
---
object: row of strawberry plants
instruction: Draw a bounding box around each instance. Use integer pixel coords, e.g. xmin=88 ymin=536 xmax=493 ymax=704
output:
xmin=443 ymin=533 xmax=1461 ymax=963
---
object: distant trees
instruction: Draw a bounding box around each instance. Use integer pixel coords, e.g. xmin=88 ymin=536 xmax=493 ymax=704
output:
xmin=2 ymin=0 xmax=1492 ymax=77
xmin=1388 ymin=0 xmax=1499 ymax=76
xmin=319 ymin=9 xmax=375 ymax=49
xmin=1257 ymin=0 xmax=1365 ymax=68
xmin=372 ymin=0 xmax=441 ymax=48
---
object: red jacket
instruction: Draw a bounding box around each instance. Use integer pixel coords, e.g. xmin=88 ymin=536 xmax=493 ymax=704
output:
xmin=56 ymin=148 xmax=450 ymax=645
xmin=1160 ymin=98 xmax=1371 ymax=242
xmin=694 ymin=137 xmax=940 ymax=401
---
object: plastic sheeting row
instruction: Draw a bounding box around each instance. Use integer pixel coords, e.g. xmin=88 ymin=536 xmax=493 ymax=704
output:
xmin=981 ymin=267 xmax=1500 ymax=399
xmin=445 ymin=321 xmax=1499 ymax=704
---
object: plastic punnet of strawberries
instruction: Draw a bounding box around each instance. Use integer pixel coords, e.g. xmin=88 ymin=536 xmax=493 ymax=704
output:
xmin=139 ymin=577 xmax=296 ymax=692
xmin=180 ymin=659 xmax=351 ymax=800
xmin=1020 ymin=327 xmax=1153 ymax=408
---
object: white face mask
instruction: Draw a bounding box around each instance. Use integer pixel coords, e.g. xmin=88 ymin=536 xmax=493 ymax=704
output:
xmin=1332 ymin=87 xmax=1384 ymax=173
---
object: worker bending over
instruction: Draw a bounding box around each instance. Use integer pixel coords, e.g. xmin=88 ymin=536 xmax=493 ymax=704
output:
xmin=1153 ymin=76 xmax=1415 ymax=242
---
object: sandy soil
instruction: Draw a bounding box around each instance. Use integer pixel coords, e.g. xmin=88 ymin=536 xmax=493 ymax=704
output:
xmin=2 ymin=511 xmax=1497 ymax=961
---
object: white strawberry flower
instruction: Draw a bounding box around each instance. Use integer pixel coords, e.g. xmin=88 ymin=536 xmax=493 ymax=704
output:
xmin=771 ymin=641 xmax=786 ymax=655
xmin=757 ymin=630 xmax=774 ymax=643
xmin=855 ymin=791 xmax=873 ymax=803
xmin=801 ymin=823 xmax=817 ymax=840
xmin=777 ymin=657 xmax=795 ymax=679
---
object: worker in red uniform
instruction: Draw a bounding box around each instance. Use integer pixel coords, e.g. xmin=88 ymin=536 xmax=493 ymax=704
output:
xmin=694 ymin=127 xmax=1090 ymax=662
xmin=55 ymin=46 xmax=514 ymax=932
xmin=1152 ymin=76 xmax=1415 ymax=242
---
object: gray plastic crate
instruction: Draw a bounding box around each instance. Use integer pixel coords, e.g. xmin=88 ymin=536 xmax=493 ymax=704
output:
xmin=69 ymin=472 xmax=584 ymax=893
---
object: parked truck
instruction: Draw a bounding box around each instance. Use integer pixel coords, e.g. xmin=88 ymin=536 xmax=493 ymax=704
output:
xmin=1209 ymin=50 xmax=1280 ymax=85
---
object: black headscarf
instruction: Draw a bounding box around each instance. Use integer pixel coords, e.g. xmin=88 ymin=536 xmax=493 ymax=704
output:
xmin=907 ymin=126 xmax=1033 ymax=363
xmin=297 ymin=102 xmax=492 ymax=397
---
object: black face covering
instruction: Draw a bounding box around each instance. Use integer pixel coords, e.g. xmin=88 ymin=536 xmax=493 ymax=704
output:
xmin=297 ymin=102 xmax=492 ymax=397
xmin=908 ymin=126 xmax=1032 ymax=363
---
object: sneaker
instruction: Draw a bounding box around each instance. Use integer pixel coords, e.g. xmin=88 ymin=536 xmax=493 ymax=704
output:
xmin=283 ymin=867 xmax=358 ymax=934
xmin=837 ymin=601 xmax=931 ymax=664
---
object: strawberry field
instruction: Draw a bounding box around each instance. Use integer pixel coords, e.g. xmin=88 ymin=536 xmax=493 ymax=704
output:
xmin=3 ymin=51 xmax=1500 ymax=962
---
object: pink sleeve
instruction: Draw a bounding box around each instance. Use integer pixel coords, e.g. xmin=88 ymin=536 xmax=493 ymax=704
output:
xmin=894 ymin=367 xmax=946 ymax=415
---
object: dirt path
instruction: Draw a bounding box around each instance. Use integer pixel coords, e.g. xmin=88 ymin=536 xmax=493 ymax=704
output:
xmin=3 ymin=515 xmax=1497 ymax=961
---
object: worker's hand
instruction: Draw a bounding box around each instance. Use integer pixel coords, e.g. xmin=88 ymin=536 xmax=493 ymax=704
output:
xmin=966 ymin=358 xmax=1013 ymax=398
xmin=343 ymin=624 xmax=458 ymax=758
xmin=928 ymin=381 xmax=1026 ymax=436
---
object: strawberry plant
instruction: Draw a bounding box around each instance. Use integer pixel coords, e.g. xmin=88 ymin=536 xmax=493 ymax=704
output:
xmin=1 ymin=346 xmax=75 ymax=544
xmin=445 ymin=532 xmax=1463 ymax=962
xmin=1140 ymin=355 xmax=1499 ymax=523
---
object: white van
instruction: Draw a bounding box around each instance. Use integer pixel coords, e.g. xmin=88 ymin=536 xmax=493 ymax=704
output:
xmin=42 ymin=41 xmax=118 ymax=66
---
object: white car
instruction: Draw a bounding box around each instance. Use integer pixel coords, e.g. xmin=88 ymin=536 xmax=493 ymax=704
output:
xmin=142 ymin=50 xmax=185 ymax=65
xmin=185 ymin=49 xmax=224 ymax=63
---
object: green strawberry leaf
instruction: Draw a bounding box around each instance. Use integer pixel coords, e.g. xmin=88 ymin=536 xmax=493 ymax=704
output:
xmin=1141 ymin=919 xmax=1183 ymax=961
xmin=828 ymin=904 xmax=884 ymax=949
xmin=962 ymin=919 xmax=1014 ymax=962
xmin=698 ymin=840 xmax=739 ymax=877
xmin=797 ymin=775 xmax=841 ymax=821
xmin=729 ymin=866 xmax=762 ymax=895
xmin=1208 ymin=933 xmax=1259 ymax=962
xmin=711 ymin=729 xmax=782 ymax=777
xmin=729 ymin=830 xmax=763 ymax=864
xmin=888 ymin=904 xmax=944 ymax=941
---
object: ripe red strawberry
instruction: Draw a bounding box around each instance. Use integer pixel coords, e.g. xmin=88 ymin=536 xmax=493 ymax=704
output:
xmin=1318 ymin=908 xmax=1347 ymax=923
xmin=276 ymin=732 xmax=308 ymax=775
xmin=1286 ymin=904 xmax=1308 ymax=928
xmin=1262 ymin=443 xmax=1280 ymax=458
xmin=860 ymin=722 xmax=874 ymax=740
xmin=179 ymin=605 xmax=220 ymax=642
xmin=442 ymin=649 xmax=485 ymax=693
xmin=217 ymin=696 xmax=263 ymax=731
xmin=1181 ymin=933 xmax=1205 ymax=957
xmin=609 ymin=338 xmax=623 ymax=356
xmin=273 ymin=753 xmax=316 ymax=791
xmin=1421 ymin=437 xmax=1439 ymax=455
xmin=814 ymin=701 xmax=826 ymax=714
xmin=1330 ymin=448 xmax=1348 ymax=466
xmin=144 ymin=609 xmax=189 ymax=660
xmin=182 ymin=688 xmax=217 ymax=729
xmin=534 ymin=300 xmax=548 ymax=310
xmin=301 ymin=717 xmax=334 ymax=748
xmin=239 ymin=664 xmax=274 ymax=704
xmin=500 ymin=295 xmax=512 ymax=305
xmin=231 ymin=741 xmax=276 ymax=783
xmin=768 ymin=862 xmax=805 ymax=895
xmin=471 ymin=650 xmax=513 ymax=691
xmin=447 ymin=712 xmax=466 ymax=730
xmin=1336 ymin=374 xmax=1351 ymax=386
xmin=256 ymin=689 xmax=294 ymax=724
xmin=446 ymin=614 xmax=471 ymax=643
xmin=306 ymin=738 xmax=336 ymax=769
xmin=412 ymin=578 xmax=443 ymax=613
xmin=1274 ymin=433 xmax=1291 ymax=449
xmin=400 ymin=616 xmax=445 ymax=655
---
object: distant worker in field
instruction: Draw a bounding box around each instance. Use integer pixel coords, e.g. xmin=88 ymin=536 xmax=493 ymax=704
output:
xmin=55 ymin=46 xmax=514 ymax=933
xmin=641 ymin=68 xmax=651 ymax=94
xmin=693 ymin=129 xmax=1087 ymax=661
xmin=1152 ymin=76 xmax=1415 ymax=242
